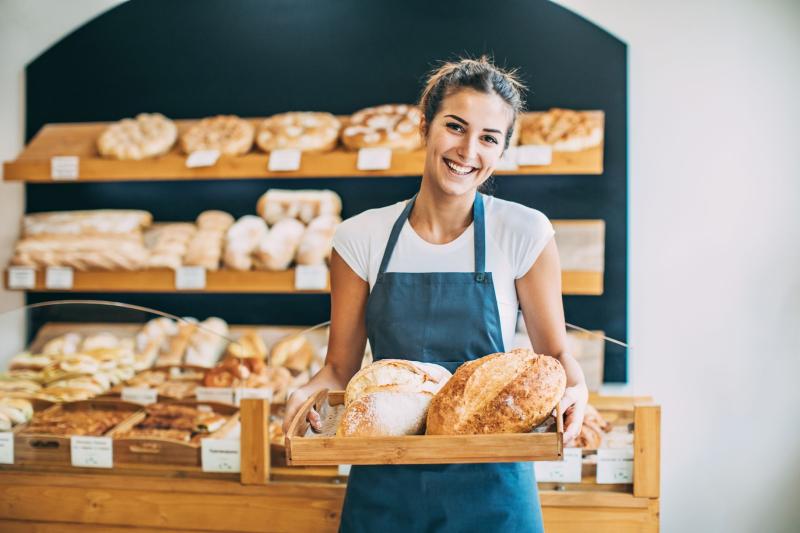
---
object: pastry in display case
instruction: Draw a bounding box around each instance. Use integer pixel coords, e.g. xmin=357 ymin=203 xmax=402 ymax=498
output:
xmin=340 ymin=104 xmax=423 ymax=151
xmin=255 ymin=111 xmax=341 ymax=152
xmin=96 ymin=112 xmax=178 ymax=160
xmin=179 ymin=114 xmax=255 ymax=156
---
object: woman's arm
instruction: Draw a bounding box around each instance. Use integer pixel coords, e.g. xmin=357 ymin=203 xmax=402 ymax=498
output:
xmin=282 ymin=250 xmax=369 ymax=433
xmin=515 ymin=238 xmax=588 ymax=444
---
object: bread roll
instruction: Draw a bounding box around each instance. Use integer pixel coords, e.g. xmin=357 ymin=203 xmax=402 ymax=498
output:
xmin=337 ymin=389 xmax=434 ymax=437
xmin=295 ymin=214 xmax=340 ymax=265
xmin=253 ymin=218 xmax=305 ymax=270
xmin=344 ymin=359 xmax=451 ymax=406
xmin=426 ymin=349 xmax=566 ymax=435
xmin=224 ymin=215 xmax=268 ymax=271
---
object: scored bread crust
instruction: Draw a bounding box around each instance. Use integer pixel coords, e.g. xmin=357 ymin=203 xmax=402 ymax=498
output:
xmin=336 ymin=388 xmax=434 ymax=437
xmin=344 ymin=359 xmax=452 ymax=406
xmin=426 ymin=348 xmax=566 ymax=435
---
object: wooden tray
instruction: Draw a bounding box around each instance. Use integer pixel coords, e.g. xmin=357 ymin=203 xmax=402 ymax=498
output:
xmin=110 ymin=401 xmax=240 ymax=466
xmin=285 ymin=390 xmax=563 ymax=466
xmin=13 ymin=399 xmax=142 ymax=465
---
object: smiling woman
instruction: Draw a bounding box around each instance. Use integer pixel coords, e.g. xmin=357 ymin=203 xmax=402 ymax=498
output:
xmin=283 ymin=56 xmax=589 ymax=533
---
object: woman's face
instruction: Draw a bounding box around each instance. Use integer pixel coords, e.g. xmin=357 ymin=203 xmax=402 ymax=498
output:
xmin=422 ymin=88 xmax=512 ymax=198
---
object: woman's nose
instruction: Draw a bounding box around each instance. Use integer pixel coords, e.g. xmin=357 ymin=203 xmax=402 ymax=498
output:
xmin=457 ymin=135 xmax=479 ymax=163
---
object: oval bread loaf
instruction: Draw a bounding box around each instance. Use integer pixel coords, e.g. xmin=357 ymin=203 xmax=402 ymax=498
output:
xmin=426 ymin=348 xmax=566 ymax=435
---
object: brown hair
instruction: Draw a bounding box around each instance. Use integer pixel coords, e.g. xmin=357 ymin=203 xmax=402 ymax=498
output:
xmin=419 ymin=55 xmax=526 ymax=150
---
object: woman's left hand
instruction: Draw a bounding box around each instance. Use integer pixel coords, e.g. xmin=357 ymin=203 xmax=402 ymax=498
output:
xmin=559 ymin=383 xmax=589 ymax=445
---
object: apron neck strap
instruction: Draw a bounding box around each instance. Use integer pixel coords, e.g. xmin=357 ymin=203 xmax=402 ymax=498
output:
xmin=377 ymin=192 xmax=486 ymax=275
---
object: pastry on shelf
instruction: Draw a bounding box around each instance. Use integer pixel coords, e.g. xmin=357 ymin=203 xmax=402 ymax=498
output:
xmin=227 ymin=330 xmax=268 ymax=360
xmin=256 ymin=189 xmax=342 ymax=225
xmin=22 ymin=210 xmax=152 ymax=238
xmin=183 ymin=210 xmax=234 ymax=271
xmin=114 ymin=403 xmax=228 ymax=443
xmin=144 ymin=223 xmax=196 ymax=270
xmin=19 ymin=403 xmax=132 ymax=436
xmin=519 ymin=108 xmax=604 ymax=152
xmin=97 ymin=113 xmax=178 ymax=160
xmin=223 ymin=216 xmax=268 ymax=271
xmin=256 ymin=111 xmax=341 ymax=152
xmin=269 ymin=334 xmax=316 ymax=374
xmin=203 ymin=355 xmax=292 ymax=401
xmin=296 ymin=214 xmax=340 ymax=265
xmin=155 ymin=320 xmax=196 ymax=367
xmin=253 ymin=218 xmax=305 ymax=271
xmin=183 ymin=317 xmax=229 ymax=368
xmin=341 ymin=104 xmax=422 ymax=151
xmin=0 ymin=398 xmax=34 ymax=431
xmin=180 ymin=115 xmax=255 ymax=156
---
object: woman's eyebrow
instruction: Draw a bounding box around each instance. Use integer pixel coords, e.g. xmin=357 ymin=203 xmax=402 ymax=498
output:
xmin=444 ymin=114 xmax=503 ymax=134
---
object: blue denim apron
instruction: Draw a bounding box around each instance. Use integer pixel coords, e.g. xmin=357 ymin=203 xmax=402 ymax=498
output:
xmin=339 ymin=192 xmax=544 ymax=533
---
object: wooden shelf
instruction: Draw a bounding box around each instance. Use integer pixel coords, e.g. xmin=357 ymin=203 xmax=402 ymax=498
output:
xmin=4 ymin=268 xmax=601 ymax=295
xmin=3 ymin=120 xmax=604 ymax=182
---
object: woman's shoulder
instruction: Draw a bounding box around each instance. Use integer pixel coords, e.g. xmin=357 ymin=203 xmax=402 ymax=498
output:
xmin=482 ymin=194 xmax=552 ymax=236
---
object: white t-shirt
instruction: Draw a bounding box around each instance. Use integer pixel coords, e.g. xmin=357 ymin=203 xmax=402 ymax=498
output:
xmin=332 ymin=195 xmax=555 ymax=350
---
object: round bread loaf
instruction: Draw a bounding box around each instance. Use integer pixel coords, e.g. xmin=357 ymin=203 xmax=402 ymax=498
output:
xmin=337 ymin=359 xmax=451 ymax=437
xmin=426 ymin=348 xmax=566 ymax=435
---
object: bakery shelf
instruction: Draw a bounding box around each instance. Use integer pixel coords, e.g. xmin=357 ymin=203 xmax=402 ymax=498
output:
xmin=3 ymin=120 xmax=603 ymax=182
xmin=3 ymin=268 xmax=601 ymax=295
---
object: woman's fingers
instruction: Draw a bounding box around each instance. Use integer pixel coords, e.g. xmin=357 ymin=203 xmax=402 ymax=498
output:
xmin=308 ymin=407 xmax=322 ymax=432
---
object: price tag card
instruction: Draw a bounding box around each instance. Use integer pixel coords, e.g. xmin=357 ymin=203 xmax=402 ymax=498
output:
xmin=7 ymin=267 xmax=36 ymax=289
xmin=71 ymin=436 xmax=113 ymax=468
xmin=357 ymin=147 xmax=392 ymax=170
xmin=596 ymin=447 xmax=634 ymax=484
xmin=268 ymin=149 xmax=302 ymax=171
xmin=495 ymin=146 xmax=519 ymax=171
xmin=121 ymin=387 xmax=158 ymax=405
xmin=338 ymin=464 xmax=352 ymax=476
xmin=0 ymin=432 xmax=14 ymax=464
xmin=534 ymin=447 xmax=582 ymax=483
xmin=45 ymin=266 xmax=74 ymax=290
xmin=186 ymin=149 xmax=220 ymax=168
xmin=234 ymin=387 xmax=273 ymax=406
xmin=294 ymin=264 xmax=328 ymax=290
xmin=51 ymin=156 xmax=79 ymax=180
xmin=175 ymin=266 xmax=206 ymax=290
xmin=516 ymin=145 xmax=553 ymax=166
xmin=201 ymin=438 xmax=241 ymax=473
xmin=195 ymin=387 xmax=236 ymax=405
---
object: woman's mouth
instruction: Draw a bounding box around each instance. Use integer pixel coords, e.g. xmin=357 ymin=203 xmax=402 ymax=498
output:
xmin=443 ymin=158 xmax=478 ymax=176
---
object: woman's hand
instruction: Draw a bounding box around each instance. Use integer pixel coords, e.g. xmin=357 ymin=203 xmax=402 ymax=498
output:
xmin=560 ymin=382 xmax=589 ymax=446
xmin=282 ymin=383 xmax=324 ymax=435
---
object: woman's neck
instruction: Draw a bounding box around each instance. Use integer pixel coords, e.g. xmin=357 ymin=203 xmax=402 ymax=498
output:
xmin=409 ymin=182 xmax=475 ymax=245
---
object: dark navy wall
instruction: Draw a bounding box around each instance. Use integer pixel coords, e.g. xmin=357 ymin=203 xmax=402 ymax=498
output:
xmin=24 ymin=0 xmax=628 ymax=381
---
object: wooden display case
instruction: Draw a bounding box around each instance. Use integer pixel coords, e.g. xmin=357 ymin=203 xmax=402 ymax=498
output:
xmin=3 ymin=119 xmax=604 ymax=183
xmin=0 ymin=396 xmax=659 ymax=532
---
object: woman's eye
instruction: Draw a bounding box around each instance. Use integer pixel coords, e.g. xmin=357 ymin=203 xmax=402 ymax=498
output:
xmin=446 ymin=122 xmax=464 ymax=133
xmin=482 ymin=135 xmax=498 ymax=144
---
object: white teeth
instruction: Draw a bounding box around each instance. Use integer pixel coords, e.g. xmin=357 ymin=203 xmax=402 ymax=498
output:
xmin=444 ymin=159 xmax=476 ymax=175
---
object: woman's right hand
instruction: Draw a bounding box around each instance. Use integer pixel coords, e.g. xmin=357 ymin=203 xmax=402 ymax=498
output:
xmin=282 ymin=383 xmax=324 ymax=435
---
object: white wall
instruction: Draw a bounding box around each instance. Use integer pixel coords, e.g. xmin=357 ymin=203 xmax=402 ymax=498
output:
xmin=553 ymin=1 xmax=800 ymax=532
xmin=1 ymin=1 xmax=799 ymax=532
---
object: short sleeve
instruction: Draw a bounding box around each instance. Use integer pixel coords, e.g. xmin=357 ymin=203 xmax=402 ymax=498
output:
xmin=512 ymin=209 xmax=555 ymax=279
xmin=332 ymin=217 xmax=370 ymax=281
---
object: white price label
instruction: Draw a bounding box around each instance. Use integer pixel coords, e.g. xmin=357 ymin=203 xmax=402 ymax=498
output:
xmin=0 ymin=432 xmax=14 ymax=464
xmin=45 ymin=266 xmax=74 ymax=290
xmin=517 ymin=145 xmax=553 ymax=166
xmin=51 ymin=156 xmax=79 ymax=180
xmin=534 ymin=447 xmax=582 ymax=483
xmin=338 ymin=464 xmax=352 ymax=476
xmin=71 ymin=436 xmax=113 ymax=468
xmin=596 ymin=447 xmax=634 ymax=484
xmin=121 ymin=387 xmax=158 ymax=405
xmin=357 ymin=147 xmax=392 ymax=170
xmin=268 ymin=149 xmax=302 ymax=171
xmin=175 ymin=266 xmax=206 ymax=290
xmin=201 ymin=438 xmax=241 ymax=473
xmin=234 ymin=388 xmax=273 ymax=406
xmin=294 ymin=264 xmax=328 ymax=290
xmin=495 ymin=146 xmax=519 ymax=171
xmin=186 ymin=149 xmax=220 ymax=168
xmin=7 ymin=267 xmax=36 ymax=289
xmin=195 ymin=387 xmax=236 ymax=405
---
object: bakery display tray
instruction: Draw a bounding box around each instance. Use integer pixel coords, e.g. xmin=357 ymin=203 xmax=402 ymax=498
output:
xmin=285 ymin=390 xmax=563 ymax=466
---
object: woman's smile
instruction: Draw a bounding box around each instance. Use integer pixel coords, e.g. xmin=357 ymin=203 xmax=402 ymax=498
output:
xmin=443 ymin=157 xmax=480 ymax=176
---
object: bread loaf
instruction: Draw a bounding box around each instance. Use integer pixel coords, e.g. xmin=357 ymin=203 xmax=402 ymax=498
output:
xmin=426 ymin=348 xmax=566 ymax=435
xmin=337 ymin=359 xmax=451 ymax=437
